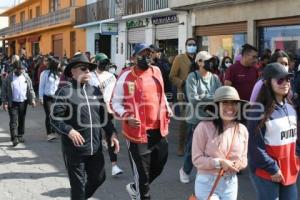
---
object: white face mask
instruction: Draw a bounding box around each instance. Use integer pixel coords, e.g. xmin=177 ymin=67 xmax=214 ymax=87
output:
xmin=108 ymin=68 xmax=116 ymax=74
xmin=225 ymin=63 xmax=232 ymax=68
xmin=186 ymin=46 xmax=197 ymax=54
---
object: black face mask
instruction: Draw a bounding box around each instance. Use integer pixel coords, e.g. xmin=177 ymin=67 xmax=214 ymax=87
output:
xmin=137 ymin=55 xmax=151 ymax=70
xmin=97 ymin=60 xmax=109 ymax=71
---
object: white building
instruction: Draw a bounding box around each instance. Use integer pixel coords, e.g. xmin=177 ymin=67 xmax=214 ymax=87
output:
xmin=74 ymin=0 xmax=190 ymax=74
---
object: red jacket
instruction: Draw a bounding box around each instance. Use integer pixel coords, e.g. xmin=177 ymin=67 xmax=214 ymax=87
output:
xmin=111 ymin=66 xmax=170 ymax=143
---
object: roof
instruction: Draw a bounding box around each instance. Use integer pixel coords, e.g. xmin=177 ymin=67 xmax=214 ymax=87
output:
xmin=0 ymin=0 xmax=40 ymax=16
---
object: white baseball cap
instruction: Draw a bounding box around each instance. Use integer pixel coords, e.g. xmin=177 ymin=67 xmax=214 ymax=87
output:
xmin=195 ymin=51 xmax=212 ymax=62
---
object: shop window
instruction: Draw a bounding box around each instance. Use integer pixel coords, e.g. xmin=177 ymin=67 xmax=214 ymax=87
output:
xmin=197 ymin=33 xmax=247 ymax=61
xmin=258 ymin=25 xmax=300 ymax=58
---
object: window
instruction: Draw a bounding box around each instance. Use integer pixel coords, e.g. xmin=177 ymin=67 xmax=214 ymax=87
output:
xmin=197 ymin=33 xmax=247 ymax=61
xmin=36 ymin=6 xmax=40 ymax=17
xmin=29 ymin=9 xmax=32 ymax=20
xmin=49 ymin=0 xmax=60 ymax=12
xmin=258 ymin=25 xmax=300 ymax=57
xmin=70 ymin=0 xmax=76 ymax=6
xmin=9 ymin=15 xmax=16 ymax=26
xmin=20 ymin=11 xmax=25 ymax=23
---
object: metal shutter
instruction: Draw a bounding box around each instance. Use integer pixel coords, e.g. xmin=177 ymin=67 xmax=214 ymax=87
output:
xmin=195 ymin=21 xmax=247 ymax=36
xmin=128 ymin=27 xmax=146 ymax=43
xmin=155 ymin=23 xmax=178 ymax=40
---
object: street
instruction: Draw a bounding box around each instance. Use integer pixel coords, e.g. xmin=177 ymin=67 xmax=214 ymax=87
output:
xmin=0 ymin=105 xmax=298 ymax=200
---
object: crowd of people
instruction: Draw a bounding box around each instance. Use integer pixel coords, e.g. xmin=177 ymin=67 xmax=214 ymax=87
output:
xmin=0 ymin=38 xmax=300 ymax=200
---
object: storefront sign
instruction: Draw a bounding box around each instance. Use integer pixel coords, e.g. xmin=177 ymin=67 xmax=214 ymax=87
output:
xmin=152 ymin=15 xmax=178 ymax=25
xmin=100 ymin=23 xmax=118 ymax=35
xmin=126 ymin=19 xmax=148 ymax=29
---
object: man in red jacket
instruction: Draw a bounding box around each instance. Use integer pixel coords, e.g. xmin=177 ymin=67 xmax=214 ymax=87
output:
xmin=111 ymin=43 xmax=171 ymax=200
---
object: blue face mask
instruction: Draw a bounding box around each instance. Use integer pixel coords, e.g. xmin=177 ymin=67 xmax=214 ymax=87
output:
xmin=186 ymin=45 xmax=197 ymax=54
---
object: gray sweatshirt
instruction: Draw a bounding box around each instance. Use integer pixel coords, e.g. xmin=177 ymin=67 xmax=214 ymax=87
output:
xmin=185 ymin=71 xmax=221 ymax=125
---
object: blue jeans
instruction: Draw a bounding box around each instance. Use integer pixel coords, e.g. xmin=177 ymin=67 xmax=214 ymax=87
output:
xmin=182 ymin=123 xmax=195 ymax=174
xmin=195 ymin=173 xmax=237 ymax=200
xmin=249 ymin=172 xmax=298 ymax=200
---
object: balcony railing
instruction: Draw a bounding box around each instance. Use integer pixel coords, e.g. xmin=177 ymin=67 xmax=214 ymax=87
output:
xmin=0 ymin=7 xmax=74 ymax=37
xmin=125 ymin=0 xmax=168 ymax=15
xmin=75 ymin=0 xmax=112 ymax=26
xmin=75 ymin=0 xmax=168 ymax=26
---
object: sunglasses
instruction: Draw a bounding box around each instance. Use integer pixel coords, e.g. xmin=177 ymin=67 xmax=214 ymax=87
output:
xmin=276 ymin=77 xmax=291 ymax=85
xmin=225 ymin=61 xmax=232 ymax=64
xmin=79 ymin=66 xmax=89 ymax=71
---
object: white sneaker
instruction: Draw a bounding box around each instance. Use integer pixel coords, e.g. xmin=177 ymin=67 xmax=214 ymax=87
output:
xmin=126 ymin=182 xmax=137 ymax=200
xmin=112 ymin=165 xmax=123 ymax=176
xmin=179 ymin=167 xmax=190 ymax=183
xmin=47 ymin=133 xmax=57 ymax=141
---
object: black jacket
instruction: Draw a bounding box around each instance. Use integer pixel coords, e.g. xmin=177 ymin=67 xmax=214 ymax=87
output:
xmin=50 ymin=80 xmax=116 ymax=156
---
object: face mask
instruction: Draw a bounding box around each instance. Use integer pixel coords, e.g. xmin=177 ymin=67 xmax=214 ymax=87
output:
xmin=225 ymin=63 xmax=232 ymax=68
xmin=137 ymin=55 xmax=151 ymax=70
xmin=108 ymin=68 xmax=116 ymax=74
xmin=14 ymin=71 xmax=22 ymax=76
xmin=186 ymin=46 xmax=197 ymax=54
xmin=284 ymin=66 xmax=289 ymax=72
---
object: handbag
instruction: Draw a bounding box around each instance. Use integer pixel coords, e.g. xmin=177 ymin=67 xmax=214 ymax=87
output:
xmin=188 ymin=124 xmax=238 ymax=200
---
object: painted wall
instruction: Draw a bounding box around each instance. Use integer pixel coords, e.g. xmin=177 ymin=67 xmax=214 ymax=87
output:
xmin=85 ymin=25 xmax=99 ymax=56
xmin=115 ymin=21 xmax=127 ymax=74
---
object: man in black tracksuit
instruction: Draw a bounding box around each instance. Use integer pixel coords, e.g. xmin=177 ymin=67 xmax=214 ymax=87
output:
xmin=50 ymin=53 xmax=120 ymax=200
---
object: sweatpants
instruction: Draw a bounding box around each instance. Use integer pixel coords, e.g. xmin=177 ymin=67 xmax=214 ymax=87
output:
xmin=127 ymin=129 xmax=168 ymax=200
xmin=62 ymin=148 xmax=106 ymax=200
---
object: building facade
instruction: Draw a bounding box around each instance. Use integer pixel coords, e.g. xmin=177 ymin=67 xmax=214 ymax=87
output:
xmin=75 ymin=0 xmax=188 ymax=72
xmin=0 ymin=0 xmax=86 ymax=58
xmin=170 ymin=0 xmax=300 ymax=60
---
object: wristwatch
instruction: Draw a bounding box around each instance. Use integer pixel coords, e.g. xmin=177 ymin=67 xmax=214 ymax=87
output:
xmin=214 ymin=159 xmax=222 ymax=169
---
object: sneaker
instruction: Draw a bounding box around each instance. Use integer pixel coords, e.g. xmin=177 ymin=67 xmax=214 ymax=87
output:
xmin=126 ymin=183 xmax=137 ymax=200
xmin=47 ymin=133 xmax=57 ymax=141
xmin=12 ymin=137 xmax=19 ymax=147
xmin=179 ymin=167 xmax=190 ymax=183
xmin=112 ymin=165 xmax=123 ymax=176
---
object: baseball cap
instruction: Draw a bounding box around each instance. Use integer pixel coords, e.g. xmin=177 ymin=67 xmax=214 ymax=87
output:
xmin=95 ymin=53 xmax=109 ymax=62
xmin=263 ymin=62 xmax=293 ymax=80
xmin=195 ymin=51 xmax=212 ymax=62
xmin=149 ymin=44 xmax=162 ymax=52
xmin=133 ymin=43 xmax=151 ymax=56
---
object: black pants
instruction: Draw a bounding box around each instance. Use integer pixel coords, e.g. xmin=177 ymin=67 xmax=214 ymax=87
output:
xmin=43 ymin=95 xmax=54 ymax=135
xmin=63 ymin=149 xmax=106 ymax=200
xmin=103 ymin=130 xmax=117 ymax=162
xmin=8 ymin=101 xmax=28 ymax=141
xmin=127 ymin=129 xmax=168 ymax=200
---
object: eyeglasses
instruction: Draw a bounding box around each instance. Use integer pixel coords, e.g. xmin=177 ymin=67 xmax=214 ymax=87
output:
xmin=225 ymin=61 xmax=232 ymax=64
xmin=276 ymin=77 xmax=291 ymax=85
xmin=187 ymin=44 xmax=196 ymax=46
xmin=79 ymin=66 xmax=89 ymax=71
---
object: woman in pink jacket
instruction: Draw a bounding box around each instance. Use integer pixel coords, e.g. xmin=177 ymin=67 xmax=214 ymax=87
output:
xmin=192 ymin=86 xmax=249 ymax=200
